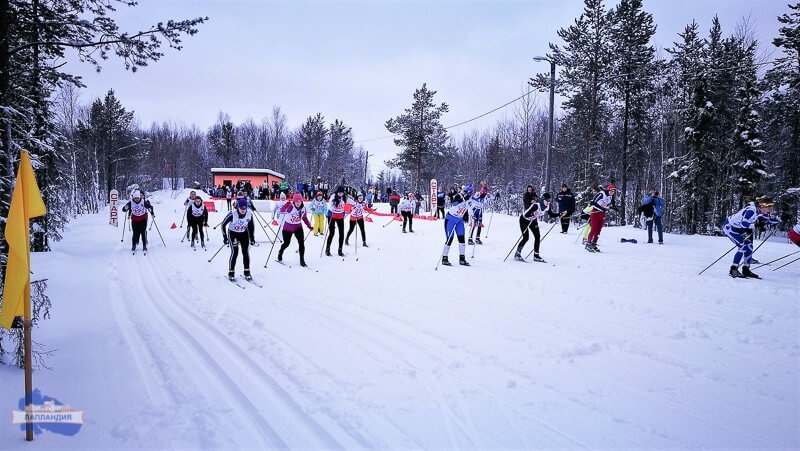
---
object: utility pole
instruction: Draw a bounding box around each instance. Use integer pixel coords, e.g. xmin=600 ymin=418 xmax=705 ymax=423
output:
xmin=533 ymin=56 xmax=555 ymax=195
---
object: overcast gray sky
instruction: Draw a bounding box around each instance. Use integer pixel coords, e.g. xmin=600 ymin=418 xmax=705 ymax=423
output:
xmin=69 ymin=0 xmax=793 ymax=175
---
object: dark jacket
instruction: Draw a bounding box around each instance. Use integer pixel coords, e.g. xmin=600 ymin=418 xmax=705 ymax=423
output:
xmin=556 ymin=188 xmax=576 ymax=215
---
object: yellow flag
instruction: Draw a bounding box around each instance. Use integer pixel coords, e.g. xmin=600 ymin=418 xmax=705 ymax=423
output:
xmin=0 ymin=151 xmax=46 ymax=330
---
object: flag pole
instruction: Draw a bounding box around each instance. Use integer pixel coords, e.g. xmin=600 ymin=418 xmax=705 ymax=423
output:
xmin=24 ymin=284 xmax=33 ymax=441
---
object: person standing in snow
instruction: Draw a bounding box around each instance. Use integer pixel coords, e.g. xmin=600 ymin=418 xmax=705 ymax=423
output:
xmin=723 ymin=196 xmax=781 ymax=278
xmin=399 ymin=193 xmax=415 ymax=233
xmin=641 ymin=188 xmax=666 ymax=244
xmin=388 ymin=190 xmax=401 ymax=215
xmin=789 ymin=222 xmax=800 ymax=248
xmin=309 ymin=191 xmax=328 ymax=236
xmin=122 ymin=190 xmax=154 ymax=253
xmin=435 ymin=188 xmax=446 ymax=219
xmin=585 ymin=183 xmax=614 ymax=252
xmin=221 ymin=197 xmax=256 ymax=281
xmin=345 ymin=192 xmax=369 ymax=246
xmin=225 ymin=185 xmax=234 ymax=210
xmin=326 ymin=186 xmax=348 ymax=257
xmin=277 ymin=193 xmax=313 ymax=267
xmin=186 ymin=195 xmax=209 ymax=249
xmin=468 ymin=181 xmax=490 ymax=245
xmin=556 ymin=183 xmax=576 ymax=233
xmin=514 ymin=186 xmax=549 ymax=262
xmin=441 ymin=192 xmax=476 ymax=266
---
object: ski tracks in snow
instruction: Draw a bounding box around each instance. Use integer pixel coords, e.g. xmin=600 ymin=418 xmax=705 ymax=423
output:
xmin=108 ymin=245 xmax=341 ymax=449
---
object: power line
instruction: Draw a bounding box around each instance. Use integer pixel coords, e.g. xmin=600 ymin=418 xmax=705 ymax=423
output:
xmin=354 ymin=89 xmax=539 ymax=144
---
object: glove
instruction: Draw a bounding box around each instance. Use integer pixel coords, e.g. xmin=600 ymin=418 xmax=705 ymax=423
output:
xmin=250 ymin=240 xmax=256 ymax=245
xmin=204 ymin=223 xmax=209 ymax=227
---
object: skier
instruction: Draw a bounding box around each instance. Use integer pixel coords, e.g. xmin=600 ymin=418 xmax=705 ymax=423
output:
xmin=723 ymin=196 xmax=781 ymax=278
xmin=789 ymin=222 xmax=800 ymax=247
xmin=441 ymin=192 xmax=476 ymax=266
xmin=556 ymin=183 xmax=576 ymax=233
xmin=468 ymin=181 xmax=490 ymax=245
xmin=399 ymin=193 xmax=415 ymax=233
xmin=121 ymin=190 xmax=154 ymax=254
xmin=514 ymin=186 xmax=551 ymax=262
xmin=309 ymin=191 xmax=327 ymax=236
xmin=183 ymin=190 xmax=197 ymax=208
xmin=277 ymin=193 xmax=313 ymax=267
xmin=272 ymin=192 xmax=288 ymax=221
xmin=345 ymin=192 xmax=369 ymax=246
xmin=221 ymin=197 xmax=256 ymax=281
xmin=326 ymin=186 xmax=348 ymax=257
xmin=585 ymin=183 xmax=614 ymax=252
xmin=186 ymin=195 xmax=209 ymax=249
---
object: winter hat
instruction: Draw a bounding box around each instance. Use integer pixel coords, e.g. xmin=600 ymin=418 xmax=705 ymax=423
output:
xmin=131 ymin=190 xmax=141 ymax=199
xmin=464 ymin=184 xmax=474 ymax=193
xmin=292 ymin=193 xmax=303 ymax=203
xmin=316 ymin=191 xmax=323 ymax=197
xmin=607 ymin=184 xmax=617 ymax=192
xmin=279 ymin=192 xmax=287 ymax=200
xmin=452 ymin=193 xmax=464 ymax=204
xmin=336 ymin=185 xmax=345 ymax=193
xmin=237 ymin=198 xmax=248 ymax=209
xmin=562 ymin=183 xmax=568 ymax=189
xmin=757 ymin=196 xmax=774 ymax=207
xmin=542 ymin=193 xmax=552 ymax=201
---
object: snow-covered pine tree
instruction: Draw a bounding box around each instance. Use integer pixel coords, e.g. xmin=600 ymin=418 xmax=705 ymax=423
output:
xmin=732 ymin=79 xmax=770 ymax=205
xmin=608 ymin=0 xmax=660 ymax=225
xmin=385 ymin=83 xmax=450 ymax=190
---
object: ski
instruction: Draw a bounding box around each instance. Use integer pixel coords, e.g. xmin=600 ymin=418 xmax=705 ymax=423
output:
xmin=274 ymin=259 xmax=291 ymax=268
xmin=241 ymin=275 xmax=262 ymax=288
xmin=228 ymin=278 xmax=245 ymax=289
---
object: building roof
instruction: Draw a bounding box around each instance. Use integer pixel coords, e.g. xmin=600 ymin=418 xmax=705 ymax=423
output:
xmin=210 ymin=168 xmax=285 ymax=179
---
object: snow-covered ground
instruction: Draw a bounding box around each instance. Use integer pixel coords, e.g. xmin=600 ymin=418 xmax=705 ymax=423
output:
xmin=1 ymin=188 xmax=798 ymax=449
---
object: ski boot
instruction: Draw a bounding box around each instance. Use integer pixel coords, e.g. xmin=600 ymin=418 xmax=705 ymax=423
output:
xmin=468 ymin=238 xmax=475 ymax=245
xmin=345 ymin=239 xmax=350 ymax=246
xmin=513 ymin=252 xmax=525 ymax=262
xmin=475 ymin=237 xmax=483 ymax=245
xmin=581 ymin=238 xmax=588 ymax=245
xmin=585 ymin=243 xmax=596 ymax=253
xmin=362 ymin=242 xmax=368 ymax=247
xmin=228 ymin=270 xmax=235 ymax=282
xmin=533 ymin=254 xmax=546 ymax=263
xmin=277 ymin=250 xmax=283 ymax=262
xmin=300 ymin=260 xmax=307 ymax=267
xmin=441 ymin=255 xmax=452 ymax=266
xmin=409 ymin=228 xmax=414 ymax=233
xmin=729 ymin=265 xmax=743 ymax=278
xmin=325 ymin=248 xmax=332 ymax=257
xmin=244 ymin=270 xmax=253 ymax=282
xmin=338 ymin=249 xmax=345 ymax=257
xmin=402 ymin=228 xmax=407 ymax=233
xmin=741 ymin=266 xmax=760 ymax=279
xmin=459 ymin=255 xmax=470 ymax=266
xmin=591 ymin=242 xmax=601 ymax=252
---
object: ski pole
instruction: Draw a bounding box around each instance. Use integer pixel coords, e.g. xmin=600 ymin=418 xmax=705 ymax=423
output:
xmin=754 ymin=250 xmax=800 ymax=269
xmin=435 ymin=218 xmax=458 ymax=270
xmin=526 ymin=221 xmax=558 ymax=259
xmin=120 ymin=214 xmax=129 ymax=242
xmin=320 ymin=217 xmax=333 ymax=257
xmin=251 ymin=210 xmax=275 ymax=244
xmin=503 ymin=218 xmax=535 ymax=262
xmin=698 ymin=234 xmax=748 ymax=275
xmin=484 ymin=204 xmax=495 ymax=238
xmin=207 ymin=243 xmax=226 ymax=262
xmin=264 ymin=216 xmax=287 ymax=268
xmin=772 ymin=254 xmax=800 ymax=271
xmin=749 ymin=227 xmax=776 ymax=261
xmin=254 ymin=209 xmax=281 ymax=243
xmin=382 ymin=215 xmax=398 ymax=227
xmin=354 ymin=221 xmax=359 ymax=258
xmin=179 ymin=206 xmax=187 ymax=228
xmin=151 ymin=216 xmax=166 ymax=247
